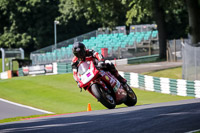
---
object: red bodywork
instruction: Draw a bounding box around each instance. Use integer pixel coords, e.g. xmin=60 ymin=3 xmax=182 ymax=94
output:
xmin=75 ymin=60 xmax=127 ymax=105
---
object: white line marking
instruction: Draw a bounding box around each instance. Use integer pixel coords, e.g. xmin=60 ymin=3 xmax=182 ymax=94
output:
xmin=0 ymin=98 xmax=54 ymax=114
xmin=1 ymin=121 xmax=92 ymax=132
xmin=185 ymin=129 xmax=200 ymax=133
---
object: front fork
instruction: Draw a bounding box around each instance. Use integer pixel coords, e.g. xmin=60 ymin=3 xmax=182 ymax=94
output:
xmin=86 ymin=80 xmax=112 ymax=98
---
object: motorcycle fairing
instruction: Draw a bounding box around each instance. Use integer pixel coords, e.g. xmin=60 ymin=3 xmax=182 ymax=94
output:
xmin=78 ymin=61 xmax=99 ymax=88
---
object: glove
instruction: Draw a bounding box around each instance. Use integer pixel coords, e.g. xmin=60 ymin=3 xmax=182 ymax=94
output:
xmin=77 ymin=83 xmax=82 ymax=92
xmin=97 ymin=61 xmax=105 ymax=68
xmin=77 ymin=82 xmax=81 ymax=88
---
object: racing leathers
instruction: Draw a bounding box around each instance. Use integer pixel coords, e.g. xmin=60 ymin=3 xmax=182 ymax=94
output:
xmin=71 ymin=49 xmax=127 ymax=88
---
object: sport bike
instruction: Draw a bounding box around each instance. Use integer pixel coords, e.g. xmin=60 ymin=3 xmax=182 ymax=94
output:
xmin=75 ymin=59 xmax=137 ymax=109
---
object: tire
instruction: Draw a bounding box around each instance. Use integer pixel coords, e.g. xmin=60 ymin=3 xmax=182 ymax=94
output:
xmin=124 ymin=84 xmax=137 ymax=106
xmin=91 ymin=84 xmax=116 ymax=109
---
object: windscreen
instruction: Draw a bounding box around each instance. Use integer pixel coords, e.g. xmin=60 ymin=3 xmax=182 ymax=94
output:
xmin=78 ymin=62 xmax=90 ymax=75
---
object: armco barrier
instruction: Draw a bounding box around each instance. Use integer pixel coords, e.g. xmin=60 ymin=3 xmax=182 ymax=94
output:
xmin=119 ymin=71 xmax=200 ymax=98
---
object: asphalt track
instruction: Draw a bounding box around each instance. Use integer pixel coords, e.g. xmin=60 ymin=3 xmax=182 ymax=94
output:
xmin=0 ymin=99 xmax=200 ymax=133
xmin=0 ymin=99 xmax=52 ymax=120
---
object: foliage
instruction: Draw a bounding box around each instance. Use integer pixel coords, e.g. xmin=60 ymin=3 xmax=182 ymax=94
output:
xmin=0 ymin=0 xmax=197 ymax=56
xmin=126 ymin=0 xmax=189 ymax=59
xmin=0 ymin=0 xmax=98 ymax=54
xmin=126 ymin=0 xmax=153 ymax=25
xmin=58 ymin=0 xmax=130 ymax=28
xmin=126 ymin=0 xmax=187 ymax=26
xmin=0 ymin=28 xmax=32 ymax=48
xmin=0 ymin=0 xmax=59 ymax=51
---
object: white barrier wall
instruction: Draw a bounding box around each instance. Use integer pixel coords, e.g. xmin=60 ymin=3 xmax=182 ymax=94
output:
xmin=0 ymin=71 xmax=12 ymax=79
xmin=119 ymin=71 xmax=200 ymax=98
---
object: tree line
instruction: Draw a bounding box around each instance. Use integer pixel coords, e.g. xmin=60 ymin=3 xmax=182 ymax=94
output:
xmin=0 ymin=0 xmax=199 ymax=59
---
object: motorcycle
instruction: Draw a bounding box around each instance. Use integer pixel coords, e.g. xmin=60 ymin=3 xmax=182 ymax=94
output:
xmin=76 ymin=59 xmax=137 ymax=109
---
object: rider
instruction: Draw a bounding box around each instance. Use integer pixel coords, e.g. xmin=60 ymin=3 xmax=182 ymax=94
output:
xmin=71 ymin=42 xmax=127 ymax=89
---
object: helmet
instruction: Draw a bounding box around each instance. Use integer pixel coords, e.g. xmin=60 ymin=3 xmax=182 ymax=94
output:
xmin=72 ymin=42 xmax=86 ymax=59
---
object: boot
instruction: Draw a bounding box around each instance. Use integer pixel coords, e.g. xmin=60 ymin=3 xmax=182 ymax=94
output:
xmin=110 ymin=68 xmax=127 ymax=85
xmin=106 ymin=61 xmax=127 ymax=85
xmin=116 ymin=74 xmax=127 ymax=85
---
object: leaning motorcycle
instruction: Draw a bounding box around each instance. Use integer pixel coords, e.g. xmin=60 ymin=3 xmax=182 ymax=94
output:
xmin=75 ymin=59 xmax=137 ymax=109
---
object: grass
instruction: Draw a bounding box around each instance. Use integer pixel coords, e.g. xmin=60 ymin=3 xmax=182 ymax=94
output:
xmin=0 ymin=72 xmax=193 ymax=123
xmin=143 ymin=67 xmax=182 ymax=79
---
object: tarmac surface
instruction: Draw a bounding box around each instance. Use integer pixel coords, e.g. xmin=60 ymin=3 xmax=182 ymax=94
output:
xmin=0 ymin=99 xmax=52 ymax=120
xmin=116 ymin=61 xmax=182 ymax=73
xmin=0 ymin=99 xmax=200 ymax=133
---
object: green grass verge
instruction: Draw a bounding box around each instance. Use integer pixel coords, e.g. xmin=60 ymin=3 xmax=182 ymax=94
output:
xmin=143 ymin=67 xmax=182 ymax=79
xmin=0 ymin=114 xmax=51 ymax=124
xmin=0 ymin=73 xmax=193 ymax=123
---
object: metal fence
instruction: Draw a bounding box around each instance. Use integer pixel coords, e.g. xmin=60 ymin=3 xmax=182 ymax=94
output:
xmin=30 ymin=30 xmax=97 ymax=65
xmin=32 ymin=30 xmax=97 ymax=54
xmin=166 ymin=39 xmax=189 ymax=62
xmin=0 ymin=48 xmax=24 ymax=72
xmin=30 ymin=24 xmax=159 ymax=65
xmin=182 ymin=41 xmax=200 ymax=80
xmin=130 ymin=24 xmax=157 ymax=32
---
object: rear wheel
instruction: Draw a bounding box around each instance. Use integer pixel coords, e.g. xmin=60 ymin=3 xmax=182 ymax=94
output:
xmin=124 ymin=84 xmax=137 ymax=106
xmin=91 ymin=84 xmax=116 ymax=109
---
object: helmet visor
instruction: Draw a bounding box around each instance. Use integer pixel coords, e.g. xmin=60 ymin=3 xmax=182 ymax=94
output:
xmin=73 ymin=48 xmax=86 ymax=59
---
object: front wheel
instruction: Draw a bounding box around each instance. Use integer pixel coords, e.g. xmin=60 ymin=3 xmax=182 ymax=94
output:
xmin=124 ymin=84 xmax=137 ymax=106
xmin=91 ymin=84 xmax=116 ymax=109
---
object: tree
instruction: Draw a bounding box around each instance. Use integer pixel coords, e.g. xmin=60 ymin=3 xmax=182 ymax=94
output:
xmin=0 ymin=0 xmax=101 ymax=54
xmin=58 ymin=0 xmax=129 ymax=28
xmin=186 ymin=0 xmax=200 ymax=45
xmin=152 ymin=0 xmax=167 ymax=59
xmin=126 ymin=0 xmax=187 ymax=59
xmin=0 ymin=0 xmax=60 ymax=52
xmin=0 ymin=0 xmax=33 ymax=48
xmin=61 ymin=0 xmax=188 ymax=59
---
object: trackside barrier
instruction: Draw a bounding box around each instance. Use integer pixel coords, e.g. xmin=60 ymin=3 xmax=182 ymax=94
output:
xmin=0 ymin=70 xmax=12 ymax=79
xmin=119 ymin=71 xmax=200 ymax=98
xmin=57 ymin=62 xmax=72 ymax=74
xmin=18 ymin=68 xmax=24 ymax=77
xmin=110 ymin=54 xmax=159 ymax=66
xmin=127 ymin=54 xmax=159 ymax=64
xmin=17 ymin=62 xmax=58 ymax=76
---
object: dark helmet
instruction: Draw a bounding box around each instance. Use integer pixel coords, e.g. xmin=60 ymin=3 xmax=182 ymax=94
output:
xmin=72 ymin=42 xmax=86 ymax=59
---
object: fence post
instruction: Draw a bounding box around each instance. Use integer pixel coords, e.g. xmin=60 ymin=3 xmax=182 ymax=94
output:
xmin=174 ymin=39 xmax=177 ymax=62
xmin=166 ymin=40 xmax=169 ymax=62
xmin=19 ymin=48 xmax=24 ymax=59
xmin=181 ymin=39 xmax=185 ymax=79
xmin=0 ymin=48 xmax=5 ymax=72
xmin=149 ymin=42 xmax=151 ymax=55
xmin=195 ymin=46 xmax=197 ymax=79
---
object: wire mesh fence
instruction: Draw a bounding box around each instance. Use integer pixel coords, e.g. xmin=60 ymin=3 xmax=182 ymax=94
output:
xmin=167 ymin=39 xmax=185 ymax=62
xmin=182 ymin=41 xmax=200 ymax=80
